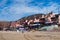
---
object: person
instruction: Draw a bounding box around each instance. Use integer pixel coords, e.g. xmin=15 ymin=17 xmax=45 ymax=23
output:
xmin=28 ymin=19 xmax=34 ymax=31
xmin=58 ymin=14 xmax=60 ymax=24
xmin=16 ymin=23 xmax=20 ymax=32
xmin=23 ymin=20 xmax=28 ymax=31
xmin=58 ymin=14 xmax=60 ymax=31
xmin=40 ymin=16 xmax=45 ymax=28
xmin=34 ymin=18 xmax=40 ymax=30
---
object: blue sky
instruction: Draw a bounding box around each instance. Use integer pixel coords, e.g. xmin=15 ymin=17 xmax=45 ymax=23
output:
xmin=0 ymin=0 xmax=60 ymax=21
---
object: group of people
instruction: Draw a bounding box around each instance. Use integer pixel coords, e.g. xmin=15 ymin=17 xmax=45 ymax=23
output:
xmin=4 ymin=12 xmax=60 ymax=31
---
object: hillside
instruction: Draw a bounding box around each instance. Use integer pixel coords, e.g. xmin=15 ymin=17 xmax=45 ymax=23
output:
xmin=18 ymin=14 xmax=45 ymax=24
xmin=0 ymin=13 xmax=59 ymax=30
xmin=0 ymin=14 xmax=44 ymax=30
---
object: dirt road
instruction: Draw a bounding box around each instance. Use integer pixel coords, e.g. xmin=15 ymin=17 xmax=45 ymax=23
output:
xmin=0 ymin=31 xmax=60 ymax=40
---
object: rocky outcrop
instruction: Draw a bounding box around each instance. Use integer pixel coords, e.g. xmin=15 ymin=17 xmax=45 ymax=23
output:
xmin=0 ymin=13 xmax=59 ymax=30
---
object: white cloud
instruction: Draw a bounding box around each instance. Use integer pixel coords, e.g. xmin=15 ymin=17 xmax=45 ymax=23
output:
xmin=0 ymin=0 xmax=60 ymax=21
xmin=7 ymin=2 xmax=59 ymax=14
xmin=1 ymin=0 xmax=59 ymax=14
xmin=40 ymin=3 xmax=59 ymax=14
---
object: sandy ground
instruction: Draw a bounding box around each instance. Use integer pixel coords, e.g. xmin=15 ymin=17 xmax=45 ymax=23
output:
xmin=0 ymin=31 xmax=60 ymax=40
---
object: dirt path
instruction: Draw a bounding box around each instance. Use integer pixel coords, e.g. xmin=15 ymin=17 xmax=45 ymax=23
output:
xmin=0 ymin=31 xmax=60 ymax=40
